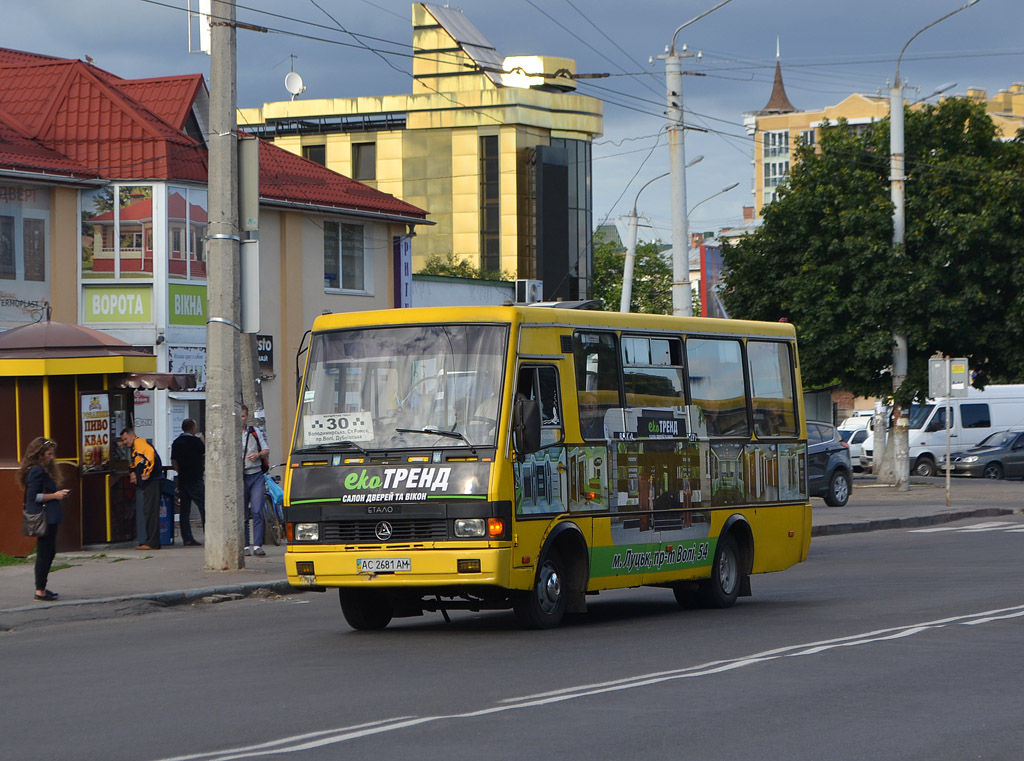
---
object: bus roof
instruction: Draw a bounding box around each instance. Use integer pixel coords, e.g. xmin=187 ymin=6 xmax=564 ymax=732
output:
xmin=310 ymin=306 xmax=798 ymax=340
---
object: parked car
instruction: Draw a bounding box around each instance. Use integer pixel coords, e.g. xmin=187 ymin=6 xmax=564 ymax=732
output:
xmin=938 ymin=429 xmax=1024 ymax=480
xmin=807 ymin=421 xmax=852 ymax=506
xmin=839 ymin=427 xmax=869 ymax=472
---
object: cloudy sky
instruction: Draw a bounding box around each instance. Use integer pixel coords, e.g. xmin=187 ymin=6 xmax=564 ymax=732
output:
xmin=7 ymin=0 xmax=1021 ymax=242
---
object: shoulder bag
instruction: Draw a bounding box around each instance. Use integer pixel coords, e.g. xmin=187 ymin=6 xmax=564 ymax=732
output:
xmin=22 ymin=507 xmax=47 ymax=537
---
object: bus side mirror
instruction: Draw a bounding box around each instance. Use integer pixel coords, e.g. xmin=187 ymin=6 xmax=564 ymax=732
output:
xmin=513 ymin=397 xmax=541 ymax=459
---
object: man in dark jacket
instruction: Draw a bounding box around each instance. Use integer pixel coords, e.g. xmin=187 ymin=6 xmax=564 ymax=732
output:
xmin=121 ymin=427 xmax=162 ymax=550
xmin=171 ymin=418 xmax=205 ymax=546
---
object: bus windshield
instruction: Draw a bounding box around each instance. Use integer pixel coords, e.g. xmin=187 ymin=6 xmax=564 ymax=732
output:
xmin=294 ymin=324 xmax=508 ymax=452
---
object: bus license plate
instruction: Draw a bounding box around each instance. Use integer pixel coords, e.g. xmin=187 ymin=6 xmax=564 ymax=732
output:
xmin=357 ymin=558 xmax=411 ymax=573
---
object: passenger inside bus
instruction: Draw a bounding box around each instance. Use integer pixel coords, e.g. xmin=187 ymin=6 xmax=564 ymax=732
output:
xmin=579 ymin=391 xmax=604 ymax=439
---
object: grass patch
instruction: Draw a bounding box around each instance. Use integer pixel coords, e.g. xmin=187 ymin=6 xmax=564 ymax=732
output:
xmin=0 ymin=552 xmax=32 ymax=567
xmin=51 ymin=563 xmax=74 ymax=572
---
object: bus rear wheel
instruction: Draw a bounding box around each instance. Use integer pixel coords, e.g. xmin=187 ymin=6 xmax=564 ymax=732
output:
xmin=513 ymin=550 xmax=566 ymax=629
xmin=339 ymin=589 xmax=393 ymax=630
xmin=698 ymin=534 xmax=741 ymax=609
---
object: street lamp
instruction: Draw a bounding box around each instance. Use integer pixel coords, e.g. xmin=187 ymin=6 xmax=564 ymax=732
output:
xmin=658 ymin=0 xmax=736 ymax=317
xmin=887 ymin=0 xmax=982 ymax=491
xmin=688 ymin=182 xmax=739 ymax=216
xmin=620 ymin=155 xmax=703 ymax=313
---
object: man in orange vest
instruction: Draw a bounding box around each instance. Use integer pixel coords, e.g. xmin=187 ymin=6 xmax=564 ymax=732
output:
xmin=121 ymin=427 xmax=163 ymax=550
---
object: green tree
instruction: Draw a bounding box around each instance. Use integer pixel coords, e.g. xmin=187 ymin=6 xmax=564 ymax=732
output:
xmin=722 ymin=99 xmax=1024 ymax=404
xmin=417 ymin=252 xmax=513 ymax=282
xmin=591 ymin=232 xmax=673 ymax=314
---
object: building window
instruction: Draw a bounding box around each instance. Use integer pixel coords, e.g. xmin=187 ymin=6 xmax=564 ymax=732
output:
xmin=479 ymin=135 xmax=499 ymax=274
xmin=352 ymin=142 xmax=376 ymax=181
xmin=0 ymin=216 xmax=13 ymax=279
xmin=799 ymin=129 xmax=816 ymax=148
xmin=324 ymin=220 xmax=365 ymax=291
xmin=303 ymin=144 xmax=326 ymax=166
xmin=168 ymin=186 xmax=208 ymax=280
xmin=762 ymin=130 xmax=791 ymax=207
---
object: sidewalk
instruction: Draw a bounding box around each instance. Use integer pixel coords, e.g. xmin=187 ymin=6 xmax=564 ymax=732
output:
xmin=2 ymin=478 xmax=1020 ymax=618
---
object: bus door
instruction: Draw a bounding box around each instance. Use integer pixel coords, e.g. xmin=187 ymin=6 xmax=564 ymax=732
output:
xmin=512 ymin=363 xmax=578 ymax=554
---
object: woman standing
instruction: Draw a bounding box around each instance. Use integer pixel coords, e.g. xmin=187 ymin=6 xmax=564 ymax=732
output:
xmin=19 ymin=437 xmax=70 ymax=602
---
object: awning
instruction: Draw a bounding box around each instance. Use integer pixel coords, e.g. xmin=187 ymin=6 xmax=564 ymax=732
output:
xmin=115 ymin=372 xmax=197 ymax=391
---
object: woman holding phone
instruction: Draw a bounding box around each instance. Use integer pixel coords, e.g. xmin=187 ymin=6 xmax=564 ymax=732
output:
xmin=19 ymin=437 xmax=70 ymax=602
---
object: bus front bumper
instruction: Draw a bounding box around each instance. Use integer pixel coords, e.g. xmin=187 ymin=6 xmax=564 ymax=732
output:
xmin=285 ymin=545 xmax=514 ymax=590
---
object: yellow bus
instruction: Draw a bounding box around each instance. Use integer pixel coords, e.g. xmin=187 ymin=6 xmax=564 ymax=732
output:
xmin=283 ymin=305 xmax=810 ymax=629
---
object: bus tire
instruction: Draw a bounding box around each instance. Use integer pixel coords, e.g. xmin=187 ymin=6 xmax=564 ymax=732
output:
xmin=513 ymin=549 xmax=567 ymax=629
xmin=698 ymin=533 xmax=741 ymax=609
xmin=672 ymin=583 xmax=701 ymax=609
xmin=339 ymin=589 xmax=393 ymax=630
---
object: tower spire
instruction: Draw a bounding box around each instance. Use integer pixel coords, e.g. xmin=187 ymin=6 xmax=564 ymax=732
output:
xmin=761 ymin=41 xmax=795 ymax=113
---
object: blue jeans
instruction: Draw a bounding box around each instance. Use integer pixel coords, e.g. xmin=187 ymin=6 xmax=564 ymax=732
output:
xmin=243 ymin=471 xmax=265 ymax=547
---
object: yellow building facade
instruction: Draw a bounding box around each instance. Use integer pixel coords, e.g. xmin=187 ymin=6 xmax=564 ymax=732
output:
xmin=239 ymin=3 xmax=603 ymax=301
xmin=746 ymin=75 xmax=1024 ymax=217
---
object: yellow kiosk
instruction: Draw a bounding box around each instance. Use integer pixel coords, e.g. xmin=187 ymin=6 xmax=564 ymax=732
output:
xmin=0 ymin=316 xmax=190 ymax=555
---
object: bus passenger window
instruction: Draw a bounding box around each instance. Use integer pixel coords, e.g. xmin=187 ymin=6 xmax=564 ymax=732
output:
xmin=747 ymin=340 xmax=797 ymax=437
xmin=622 ymin=335 xmax=685 ymax=408
xmin=573 ymin=332 xmax=620 ymax=440
xmin=686 ymin=337 xmax=749 ymax=437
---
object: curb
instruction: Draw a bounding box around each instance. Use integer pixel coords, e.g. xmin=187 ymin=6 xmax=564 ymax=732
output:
xmin=811 ymin=506 xmax=1018 ymax=537
xmin=0 ymin=579 xmax=298 ymax=615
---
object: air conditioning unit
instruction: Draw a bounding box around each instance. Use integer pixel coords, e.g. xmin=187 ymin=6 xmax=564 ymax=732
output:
xmin=515 ymin=279 xmax=543 ymax=304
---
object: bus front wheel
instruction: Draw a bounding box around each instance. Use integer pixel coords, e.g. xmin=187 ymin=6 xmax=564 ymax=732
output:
xmin=698 ymin=534 xmax=741 ymax=609
xmin=514 ymin=550 xmax=566 ymax=629
xmin=339 ymin=589 xmax=393 ymax=630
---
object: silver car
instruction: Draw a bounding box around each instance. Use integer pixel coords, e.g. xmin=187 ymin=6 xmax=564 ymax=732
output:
xmin=939 ymin=429 xmax=1024 ymax=480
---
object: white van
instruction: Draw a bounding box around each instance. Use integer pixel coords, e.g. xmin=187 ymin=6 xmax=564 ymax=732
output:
xmin=872 ymin=385 xmax=1024 ymax=477
xmin=838 ymin=413 xmax=873 ymax=433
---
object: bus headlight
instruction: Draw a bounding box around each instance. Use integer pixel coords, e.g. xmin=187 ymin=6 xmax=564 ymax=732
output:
xmin=454 ymin=518 xmax=486 ymax=538
xmin=295 ymin=523 xmax=320 ymax=541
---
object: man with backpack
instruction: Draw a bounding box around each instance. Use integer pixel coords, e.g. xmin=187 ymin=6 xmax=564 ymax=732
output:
xmin=241 ymin=405 xmax=269 ymax=557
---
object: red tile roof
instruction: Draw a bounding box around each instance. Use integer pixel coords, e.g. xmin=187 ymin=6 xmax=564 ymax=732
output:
xmin=113 ymin=75 xmax=206 ymax=132
xmin=0 ymin=47 xmax=427 ymax=221
xmin=0 ymin=50 xmax=206 ymax=182
xmin=0 ymin=113 xmax=96 ymax=178
xmin=259 ymin=140 xmax=427 ymax=220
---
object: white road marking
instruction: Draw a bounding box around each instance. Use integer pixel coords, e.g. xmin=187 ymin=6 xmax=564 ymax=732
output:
xmin=909 ymin=521 xmax=1018 ymax=533
xmin=148 ymin=604 xmax=1024 ymax=761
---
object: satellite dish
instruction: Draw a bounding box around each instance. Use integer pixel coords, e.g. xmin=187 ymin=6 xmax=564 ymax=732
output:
xmin=284 ymin=71 xmax=306 ymax=100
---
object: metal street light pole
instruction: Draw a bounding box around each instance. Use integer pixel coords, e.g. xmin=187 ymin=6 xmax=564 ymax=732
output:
xmin=620 ymin=173 xmax=668 ymax=313
xmin=658 ymin=0 xmax=735 ymax=317
xmin=688 ymin=182 xmax=739 ymax=216
xmin=888 ymin=0 xmax=981 ymax=491
xmin=620 ymin=156 xmax=702 ymax=313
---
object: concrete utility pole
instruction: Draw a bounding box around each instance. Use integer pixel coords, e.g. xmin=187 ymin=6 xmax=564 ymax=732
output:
xmin=887 ymin=0 xmax=981 ymax=492
xmin=659 ymin=0 xmax=735 ymax=317
xmin=205 ymin=0 xmax=244 ymax=569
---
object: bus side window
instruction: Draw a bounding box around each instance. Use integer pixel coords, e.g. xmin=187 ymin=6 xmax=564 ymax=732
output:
xmin=573 ymin=331 xmax=620 ymax=440
xmin=686 ymin=337 xmax=750 ymax=437
xmin=517 ymin=365 xmax=562 ymax=445
xmin=747 ymin=340 xmax=797 ymax=437
xmin=622 ymin=334 xmax=685 ymax=408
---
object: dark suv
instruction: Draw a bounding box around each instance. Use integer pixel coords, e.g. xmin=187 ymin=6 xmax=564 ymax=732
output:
xmin=807 ymin=421 xmax=852 ymax=506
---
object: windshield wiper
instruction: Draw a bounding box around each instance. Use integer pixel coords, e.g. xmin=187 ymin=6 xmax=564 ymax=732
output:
xmin=395 ymin=427 xmax=477 ymax=455
xmin=299 ymin=441 xmax=370 ymax=456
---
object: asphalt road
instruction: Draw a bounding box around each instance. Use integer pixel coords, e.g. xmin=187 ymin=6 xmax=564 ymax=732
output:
xmin=2 ymin=513 xmax=1022 ymax=761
